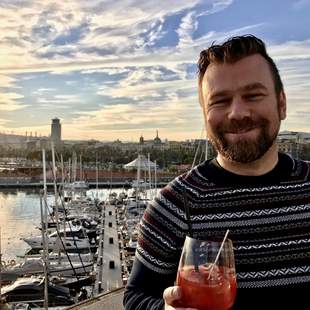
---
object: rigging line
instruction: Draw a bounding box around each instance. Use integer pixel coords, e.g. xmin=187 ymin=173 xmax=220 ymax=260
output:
xmin=47 ymin=150 xmax=92 ymax=268
xmin=182 ymin=125 xmax=205 ymax=237
xmin=190 ymin=125 xmax=205 ymax=170
xmin=198 ymin=144 xmax=205 ymax=164
xmin=43 ymin=196 xmax=81 ymax=281
xmin=45 ymin=187 xmax=90 ymax=277
xmin=57 ymin=189 xmax=89 ymax=273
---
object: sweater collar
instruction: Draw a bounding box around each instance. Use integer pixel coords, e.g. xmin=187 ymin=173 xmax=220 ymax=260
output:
xmin=200 ymin=152 xmax=294 ymax=186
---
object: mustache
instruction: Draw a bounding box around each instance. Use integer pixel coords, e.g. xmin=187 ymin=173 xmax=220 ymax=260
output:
xmin=219 ymin=118 xmax=268 ymax=133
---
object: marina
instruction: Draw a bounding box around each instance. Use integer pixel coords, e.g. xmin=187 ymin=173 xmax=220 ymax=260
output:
xmin=0 ymin=185 xmax=153 ymax=308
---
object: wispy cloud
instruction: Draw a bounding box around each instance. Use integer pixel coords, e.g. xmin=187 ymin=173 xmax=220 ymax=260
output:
xmin=37 ymin=94 xmax=82 ymax=108
xmin=69 ymin=95 xmax=203 ymax=140
xmin=177 ymin=11 xmax=198 ymax=48
xmin=0 ymin=92 xmax=29 ymax=111
xmin=270 ymin=39 xmax=310 ymax=61
xmin=0 ymin=75 xmax=17 ymax=88
xmin=0 ymin=0 xmax=309 ymax=140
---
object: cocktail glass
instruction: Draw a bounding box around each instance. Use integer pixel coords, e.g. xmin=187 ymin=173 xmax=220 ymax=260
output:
xmin=176 ymin=236 xmax=237 ymax=310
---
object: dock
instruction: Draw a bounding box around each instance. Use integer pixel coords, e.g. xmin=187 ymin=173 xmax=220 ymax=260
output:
xmin=67 ymin=287 xmax=124 ymax=310
xmin=102 ymin=204 xmax=122 ymax=291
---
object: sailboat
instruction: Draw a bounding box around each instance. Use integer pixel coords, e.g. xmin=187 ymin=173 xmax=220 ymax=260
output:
xmin=21 ymin=225 xmax=93 ymax=252
xmin=0 ymin=277 xmax=74 ymax=306
xmin=64 ymin=153 xmax=89 ymax=191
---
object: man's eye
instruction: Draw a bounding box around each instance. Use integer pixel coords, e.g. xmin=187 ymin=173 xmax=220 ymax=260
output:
xmin=246 ymin=94 xmax=264 ymax=101
xmin=210 ymin=99 xmax=229 ymax=106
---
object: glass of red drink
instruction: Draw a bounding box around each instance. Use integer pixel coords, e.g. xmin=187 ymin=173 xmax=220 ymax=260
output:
xmin=176 ymin=236 xmax=237 ymax=310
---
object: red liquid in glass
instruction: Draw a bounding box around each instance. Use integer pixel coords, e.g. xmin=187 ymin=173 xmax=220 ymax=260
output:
xmin=176 ymin=265 xmax=237 ymax=310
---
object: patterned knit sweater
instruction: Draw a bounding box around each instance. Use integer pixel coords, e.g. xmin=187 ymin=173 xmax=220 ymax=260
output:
xmin=124 ymin=153 xmax=310 ymax=309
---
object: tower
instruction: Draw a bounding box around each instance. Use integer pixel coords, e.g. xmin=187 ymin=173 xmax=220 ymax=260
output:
xmin=51 ymin=118 xmax=61 ymax=144
xmin=153 ymin=130 xmax=161 ymax=145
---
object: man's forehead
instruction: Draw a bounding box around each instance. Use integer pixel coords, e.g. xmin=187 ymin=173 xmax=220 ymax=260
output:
xmin=202 ymin=55 xmax=273 ymax=94
xmin=203 ymin=54 xmax=270 ymax=77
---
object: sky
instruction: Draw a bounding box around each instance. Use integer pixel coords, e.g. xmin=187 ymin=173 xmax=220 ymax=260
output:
xmin=1 ymin=0 xmax=310 ymax=142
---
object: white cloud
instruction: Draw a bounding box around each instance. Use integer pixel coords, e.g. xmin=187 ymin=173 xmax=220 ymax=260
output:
xmin=0 ymin=92 xmax=29 ymax=111
xmin=177 ymin=11 xmax=198 ymax=48
xmin=197 ymin=0 xmax=233 ymax=17
xmin=67 ymin=92 xmax=203 ymax=140
xmin=0 ymin=118 xmax=12 ymax=126
xmin=32 ymin=88 xmax=57 ymax=95
xmin=97 ymin=76 xmax=195 ymax=101
xmin=80 ymin=68 xmax=129 ymax=75
xmin=0 ymin=0 xmax=310 ymax=139
xmin=0 ymin=75 xmax=16 ymax=88
xmin=37 ymin=94 xmax=82 ymax=105
xmin=0 ymin=0 xmax=202 ymax=74
xmin=269 ymin=39 xmax=310 ymax=61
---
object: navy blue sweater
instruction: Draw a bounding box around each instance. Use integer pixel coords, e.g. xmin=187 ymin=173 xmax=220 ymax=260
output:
xmin=124 ymin=153 xmax=310 ymax=309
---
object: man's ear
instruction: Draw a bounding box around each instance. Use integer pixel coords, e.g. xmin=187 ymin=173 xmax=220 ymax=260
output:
xmin=278 ymin=90 xmax=287 ymax=120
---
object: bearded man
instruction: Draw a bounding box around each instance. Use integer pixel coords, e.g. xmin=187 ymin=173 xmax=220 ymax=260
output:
xmin=124 ymin=35 xmax=310 ymax=310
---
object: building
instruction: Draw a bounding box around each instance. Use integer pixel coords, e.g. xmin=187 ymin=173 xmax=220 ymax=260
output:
xmin=139 ymin=135 xmax=144 ymax=145
xmin=0 ymin=133 xmax=27 ymax=149
xmin=277 ymin=131 xmax=310 ymax=159
xmin=153 ymin=130 xmax=162 ymax=146
xmin=51 ymin=118 xmax=62 ymax=145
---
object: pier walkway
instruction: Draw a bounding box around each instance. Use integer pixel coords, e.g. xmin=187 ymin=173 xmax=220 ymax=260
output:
xmin=67 ymin=287 xmax=124 ymax=310
xmin=99 ymin=203 xmax=122 ymax=292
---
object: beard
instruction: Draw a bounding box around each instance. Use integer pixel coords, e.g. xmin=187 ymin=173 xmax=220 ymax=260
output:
xmin=208 ymin=116 xmax=280 ymax=163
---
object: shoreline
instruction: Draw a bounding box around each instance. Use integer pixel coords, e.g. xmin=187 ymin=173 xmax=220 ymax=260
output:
xmin=0 ymin=181 xmax=169 ymax=189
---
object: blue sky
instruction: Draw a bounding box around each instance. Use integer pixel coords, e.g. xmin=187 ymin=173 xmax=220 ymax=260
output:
xmin=0 ymin=0 xmax=310 ymax=141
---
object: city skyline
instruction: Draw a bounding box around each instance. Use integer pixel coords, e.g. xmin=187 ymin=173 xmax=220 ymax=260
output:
xmin=1 ymin=0 xmax=310 ymax=141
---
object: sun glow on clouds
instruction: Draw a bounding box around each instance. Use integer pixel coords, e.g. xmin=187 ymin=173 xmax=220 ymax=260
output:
xmin=67 ymin=97 xmax=203 ymax=141
xmin=0 ymin=92 xmax=29 ymax=111
xmin=0 ymin=0 xmax=310 ymax=140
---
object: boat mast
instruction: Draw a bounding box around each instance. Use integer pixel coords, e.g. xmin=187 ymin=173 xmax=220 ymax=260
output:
xmin=136 ymin=154 xmax=141 ymax=205
xmin=80 ymin=154 xmax=83 ymax=181
xmin=68 ymin=157 xmax=71 ymax=184
xmin=154 ymin=160 xmax=157 ymax=197
xmin=96 ymin=154 xmax=99 ymax=198
xmin=72 ymin=152 xmax=77 ymax=183
xmin=148 ymin=153 xmax=152 ymax=199
xmin=51 ymin=142 xmax=61 ymax=262
xmin=61 ymin=154 xmax=64 ymax=195
xmin=0 ymin=226 xmax=2 ymax=302
xmin=41 ymin=149 xmax=49 ymax=309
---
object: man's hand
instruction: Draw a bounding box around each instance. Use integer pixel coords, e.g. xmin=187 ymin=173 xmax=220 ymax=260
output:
xmin=163 ymin=286 xmax=197 ymax=310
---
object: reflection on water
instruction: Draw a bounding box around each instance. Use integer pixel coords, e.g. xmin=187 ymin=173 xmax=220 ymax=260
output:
xmin=0 ymin=189 xmax=50 ymax=261
xmin=0 ymin=188 xmax=129 ymax=261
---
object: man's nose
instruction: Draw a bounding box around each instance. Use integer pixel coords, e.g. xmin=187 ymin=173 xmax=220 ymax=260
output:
xmin=227 ymin=97 xmax=251 ymax=120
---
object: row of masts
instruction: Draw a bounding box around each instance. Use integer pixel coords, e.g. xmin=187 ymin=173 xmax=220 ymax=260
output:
xmin=0 ymin=138 xmax=183 ymax=307
xmin=40 ymin=144 xmax=95 ymax=309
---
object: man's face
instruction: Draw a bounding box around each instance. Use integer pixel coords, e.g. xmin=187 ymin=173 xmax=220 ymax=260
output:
xmin=201 ymin=54 xmax=286 ymax=163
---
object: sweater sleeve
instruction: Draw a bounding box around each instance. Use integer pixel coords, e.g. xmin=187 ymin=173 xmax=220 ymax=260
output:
xmin=123 ymin=181 xmax=186 ymax=309
xmin=123 ymin=259 xmax=176 ymax=310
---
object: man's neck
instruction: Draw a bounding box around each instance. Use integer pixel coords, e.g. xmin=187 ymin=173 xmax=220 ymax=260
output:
xmin=216 ymin=144 xmax=279 ymax=176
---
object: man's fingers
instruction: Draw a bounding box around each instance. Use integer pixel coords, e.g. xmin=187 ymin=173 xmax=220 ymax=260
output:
xmin=163 ymin=286 xmax=181 ymax=304
xmin=163 ymin=286 xmax=197 ymax=310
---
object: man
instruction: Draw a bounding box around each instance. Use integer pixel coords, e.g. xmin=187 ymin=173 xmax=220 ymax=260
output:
xmin=123 ymin=35 xmax=310 ymax=309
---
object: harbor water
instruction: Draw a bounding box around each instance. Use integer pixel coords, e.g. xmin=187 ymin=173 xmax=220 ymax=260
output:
xmin=0 ymin=188 xmax=129 ymax=262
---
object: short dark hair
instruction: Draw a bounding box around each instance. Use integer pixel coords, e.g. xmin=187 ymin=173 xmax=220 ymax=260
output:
xmin=198 ymin=35 xmax=283 ymax=104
